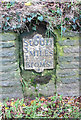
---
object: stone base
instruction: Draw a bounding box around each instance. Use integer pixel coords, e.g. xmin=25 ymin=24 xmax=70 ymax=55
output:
xmin=57 ymin=81 xmax=79 ymax=96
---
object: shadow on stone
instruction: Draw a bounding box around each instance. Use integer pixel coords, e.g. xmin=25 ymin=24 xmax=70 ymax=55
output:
xmin=33 ymin=75 xmax=51 ymax=85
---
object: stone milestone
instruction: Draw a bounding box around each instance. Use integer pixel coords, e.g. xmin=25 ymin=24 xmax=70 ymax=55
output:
xmin=23 ymin=34 xmax=54 ymax=72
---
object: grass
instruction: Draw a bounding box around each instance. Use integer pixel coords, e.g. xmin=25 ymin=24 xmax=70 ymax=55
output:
xmin=0 ymin=94 xmax=80 ymax=119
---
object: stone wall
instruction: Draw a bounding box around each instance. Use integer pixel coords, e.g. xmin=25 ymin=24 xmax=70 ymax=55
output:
xmin=0 ymin=32 xmax=23 ymax=100
xmin=55 ymin=30 xmax=79 ymax=96
xmin=0 ymin=30 xmax=80 ymax=100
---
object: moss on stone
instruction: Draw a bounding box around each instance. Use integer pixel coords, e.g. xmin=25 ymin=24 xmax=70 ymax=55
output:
xmin=56 ymin=43 xmax=64 ymax=56
xmin=54 ymin=29 xmax=79 ymax=41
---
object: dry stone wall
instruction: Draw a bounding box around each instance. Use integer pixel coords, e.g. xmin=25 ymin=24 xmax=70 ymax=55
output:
xmin=0 ymin=33 xmax=23 ymax=100
xmin=56 ymin=30 xmax=80 ymax=96
xmin=0 ymin=30 xmax=80 ymax=100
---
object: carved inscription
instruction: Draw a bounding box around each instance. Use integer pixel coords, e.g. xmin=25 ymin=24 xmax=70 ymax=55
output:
xmin=23 ymin=34 xmax=54 ymax=72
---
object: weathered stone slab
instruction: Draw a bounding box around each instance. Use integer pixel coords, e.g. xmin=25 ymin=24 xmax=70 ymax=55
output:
xmin=0 ymin=32 xmax=23 ymax=100
xmin=24 ymin=80 xmax=56 ymax=97
xmin=0 ymin=41 xmax=15 ymax=48
xmin=0 ymin=71 xmax=19 ymax=81
xmin=56 ymin=69 xmax=79 ymax=77
xmin=0 ymin=48 xmax=16 ymax=57
xmin=60 ymin=77 xmax=79 ymax=84
xmin=0 ymin=58 xmax=17 ymax=65
xmin=0 ymin=63 xmax=18 ymax=72
xmin=0 ymin=80 xmax=21 ymax=87
xmin=63 ymin=46 xmax=79 ymax=53
xmin=58 ymin=62 xmax=79 ymax=69
xmin=0 ymin=86 xmax=22 ymax=94
xmin=0 ymin=93 xmax=23 ymax=99
xmin=63 ymin=31 xmax=79 ymax=37
xmin=0 ymin=33 xmax=16 ymax=41
xmin=23 ymin=34 xmax=54 ymax=72
xmin=59 ymin=39 xmax=79 ymax=46
xmin=58 ymin=54 xmax=79 ymax=62
xmin=57 ymin=81 xmax=79 ymax=96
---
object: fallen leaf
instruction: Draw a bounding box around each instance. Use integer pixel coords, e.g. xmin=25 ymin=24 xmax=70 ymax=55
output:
xmin=11 ymin=102 xmax=14 ymax=106
xmin=22 ymin=103 xmax=26 ymax=107
xmin=31 ymin=100 xmax=36 ymax=104
xmin=5 ymin=107 xmax=9 ymax=110
xmin=40 ymin=97 xmax=46 ymax=101
xmin=25 ymin=2 xmax=32 ymax=6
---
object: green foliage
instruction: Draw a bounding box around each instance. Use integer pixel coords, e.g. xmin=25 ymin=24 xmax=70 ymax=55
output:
xmin=32 ymin=26 xmax=36 ymax=31
xmin=7 ymin=3 xmax=11 ymax=9
xmin=27 ymin=17 xmax=32 ymax=22
xmin=37 ymin=16 xmax=43 ymax=21
xmin=0 ymin=95 xmax=80 ymax=119
xmin=1 ymin=2 xmax=80 ymax=32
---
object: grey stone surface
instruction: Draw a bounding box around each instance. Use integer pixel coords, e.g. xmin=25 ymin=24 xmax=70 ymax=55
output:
xmin=0 ymin=42 xmax=15 ymax=48
xmin=59 ymin=62 xmax=79 ymax=69
xmin=60 ymin=77 xmax=79 ymax=83
xmin=58 ymin=55 xmax=79 ymax=62
xmin=24 ymin=80 xmax=56 ymax=97
xmin=79 ymin=70 xmax=81 ymax=75
xmin=0 ymin=48 xmax=16 ymax=57
xmin=23 ymin=34 xmax=54 ymax=72
xmin=0 ymin=58 xmax=17 ymax=65
xmin=63 ymin=31 xmax=79 ymax=37
xmin=56 ymin=31 xmax=79 ymax=96
xmin=57 ymin=81 xmax=79 ymax=96
xmin=20 ymin=30 xmax=56 ymax=97
xmin=0 ymin=32 xmax=23 ymax=100
xmin=0 ymin=80 xmax=21 ymax=87
xmin=63 ymin=46 xmax=79 ymax=53
xmin=0 ymin=33 xmax=16 ymax=41
xmin=0 ymin=86 xmax=22 ymax=94
xmin=56 ymin=69 xmax=79 ymax=77
xmin=0 ymin=93 xmax=23 ymax=99
xmin=59 ymin=39 xmax=79 ymax=46
xmin=0 ymin=63 xmax=18 ymax=72
xmin=0 ymin=71 xmax=19 ymax=81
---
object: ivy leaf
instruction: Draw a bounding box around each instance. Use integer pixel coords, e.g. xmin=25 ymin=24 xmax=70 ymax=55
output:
xmin=68 ymin=4 xmax=71 ymax=8
xmin=5 ymin=22 xmax=7 ymax=26
xmin=62 ymin=27 xmax=66 ymax=32
xmin=10 ymin=27 xmax=14 ymax=30
xmin=65 ymin=17 xmax=69 ymax=21
xmin=13 ymin=25 xmax=16 ymax=29
xmin=57 ymin=9 xmax=62 ymax=16
xmin=27 ymin=17 xmax=32 ymax=22
xmin=16 ymin=24 xmax=21 ymax=28
xmin=25 ymin=2 xmax=32 ymax=6
xmin=10 ymin=1 xmax=15 ymax=6
xmin=7 ymin=3 xmax=11 ymax=9
xmin=7 ymin=6 xmax=10 ymax=9
xmin=31 ymin=13 xmax=37 ymax=18
xmin=32 ymin=26 xmax=36 ymax=31
xmin=23 ymin=18 xmax=26 ymax=22
xmin=72 ymin=25 xmax=77 ymax=30
xmin=73 ymin=19 xmax=76 ymax=23
xmin=38 ymin=16 xmax=43 ymax=21
xmin=72 ymin=17 xmax=78 ymax=23
xmin=17 ymin=19 xmax=21 ymax=22
xmin=6 ymin=17 xmax=10 ymax=21
xmin=2 ymin=15 xmax=5 ymax=18
xmin=4 ymin=26 xmax=10 ymax=31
